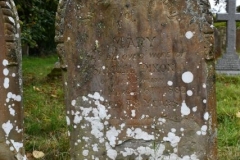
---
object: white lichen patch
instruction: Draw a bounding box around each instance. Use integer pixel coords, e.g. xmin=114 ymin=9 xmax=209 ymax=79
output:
xmin=182 ymin=71 xmax=194 ymax=83
xmin=2 ymin=59 xmax=9 ymax=66
xmin=7 ymin=92 xmax=22 ymax=102
xmin=203 ymin=99 xmax=207 ymax=104
xmin=9 ymin=106 xmax=15 ymax=116
xmin=203 ymin=83 xmax=206 ymax=88
xmin=6 ymin=1 xmax=11 ymax=8
xmin=2 ymin=120 xmax=13 ymax=136
xmin=106 ymin=127 xmax=120 ymax=147
xmin=192 ymin=106 xmax=197 ymax=112
xmin=66 ymin=116 xmax=71 ymax=125
xmin=82 ymin=150 xmax=89 ymax=156
xmin=131 ymin=110 xmax=136 ymax=117
xmin=126 ymin=128 xmax=154 ymax=140
xmin=185 ymin=31 xmax=194 ymax=39
xmin=196 ymin=125 xmax=208 ymax=136
xmin=4 ymin=77 xmax=10 ymax=89
xmin=3 ymin=68 xmax=9 ymax=76
xmin=163 ymin=132 xmax=181 ymax=147
xmin=204 ymin=112 xmax=209 ymax=121
xmin=167 ymin=81 xmax=173 ymax=86
xmin=187 ymin=90 xmax=193 ymax=96
xmin=181 ymin=101 xmax=190 ymax=116
xmin=70 ymin=92 xmax=201 ymax=159
xmin=8 ymin=17 xmax=15 ymax=25
xmin=10 ymin=140 xmax=23 ymax=152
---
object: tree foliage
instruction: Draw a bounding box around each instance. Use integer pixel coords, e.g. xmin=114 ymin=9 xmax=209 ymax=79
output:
xmin=15 ymin=0 xmax=59 ymax=55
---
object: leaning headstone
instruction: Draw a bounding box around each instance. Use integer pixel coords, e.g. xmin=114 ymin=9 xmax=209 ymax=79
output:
xmin=216 ymin=0 xmax=240 ymax=74
xmin=0 ymin=0 xmax=25 ymax=159
xmin=56 ymin=0 xmax=217 ymax=159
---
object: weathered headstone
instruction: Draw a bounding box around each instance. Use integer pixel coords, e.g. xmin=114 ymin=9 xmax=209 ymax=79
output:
xmin=0 ymin=0 xmax=25 ymax=159
xmin=216 ymin=0 xmax=240 ymax=74
xmin=56 ymin=0 xmax=217 ymax=159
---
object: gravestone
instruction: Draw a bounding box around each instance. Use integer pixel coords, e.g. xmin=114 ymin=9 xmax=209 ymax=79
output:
xmin=216 ymin=0 xmax=240 ymax=74
xmin=0 ymin=0 xmax=25 ymax=159
xmin=55 ymin=0 xmax=217 ymax=159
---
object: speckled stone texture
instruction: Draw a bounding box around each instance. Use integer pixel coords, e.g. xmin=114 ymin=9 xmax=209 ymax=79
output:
xmin=0 ymin=0 xmax=25 ymax=159
xmin=55 ymin=0 xmax=217 ymax=159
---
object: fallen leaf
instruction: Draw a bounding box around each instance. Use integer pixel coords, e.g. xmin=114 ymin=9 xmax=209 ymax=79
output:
xmin=32 ymin=150 xmax=45 ymax=159
xmin=236 ymin=112 xmax=240 ymax=118
xmin=51 ymin=94 xmax=57 ymax=98
xmin=33 ymin=86 xmax=41 ymax=91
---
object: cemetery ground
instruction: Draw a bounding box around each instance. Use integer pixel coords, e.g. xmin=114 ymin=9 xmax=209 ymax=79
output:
xmin=22 ymin=55 xmax=240 ymax=160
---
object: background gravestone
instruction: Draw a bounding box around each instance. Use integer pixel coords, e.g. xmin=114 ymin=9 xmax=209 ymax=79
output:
xmin=0 ymin=0 xmax=25 ymax=159
xmin=56 ymin=0 xmax=217 ymax=159
xmin=216 ymin=0 xmax=240 ymax=74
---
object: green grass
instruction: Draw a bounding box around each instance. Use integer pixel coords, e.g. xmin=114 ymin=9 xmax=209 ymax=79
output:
xmin=216 ymin=75 xmax=240 ymax=160
xmin=23 ymin=55 xmax=240 ymax=159
xmin=23 ymin=55 xmax=70 ymax=159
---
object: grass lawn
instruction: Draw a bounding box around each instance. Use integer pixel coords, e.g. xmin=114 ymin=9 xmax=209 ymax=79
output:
xmin=23 ymin=55 xmax=70 ymax=159
xmin=23 ymin=55 xmax=240 ymax=159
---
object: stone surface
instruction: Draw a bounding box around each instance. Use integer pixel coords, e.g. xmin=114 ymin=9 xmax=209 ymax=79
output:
xmin=55 ymin=0 xmax=217 ymax=159
xmin=0 ymin=0 xmax=25 ymax=159
xmin=216 ymin=0 xmax=240 ymax=73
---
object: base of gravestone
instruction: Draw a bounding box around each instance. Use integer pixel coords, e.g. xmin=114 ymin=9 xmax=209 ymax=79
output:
xmin=216 ymin=53 xmax=240 ymax=75
xmin=216 ymin=70 xmax=240 ymax=75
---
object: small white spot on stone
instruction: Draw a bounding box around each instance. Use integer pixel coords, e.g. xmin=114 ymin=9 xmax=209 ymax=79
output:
xmin=15 ymin=33 xmax=19 ymax=38
xmin=131 ymin=110 xmax=136 ymax=117
xmin=8 ymin=17 xmax=15 ymax=25
xmin=167 ymin=81 xmax=173 ymax=86
xmin=4 ymin=78 xmax=10 ymax=89
xmin=15 ymin=95 xmax=21 ymax=102
xmin=3 ymin=59 xmax=8 ymax=66
xmin=82 ymin=96 xmax=88 ymax=101
xmin=66 ymin=116 xmax=70 ymax=125
xmin=187 ymin=90 xmax=193 ymax=96
xmin=163 ymin=132 xmax=181 ymax=147
xmin=67 ymin=37 xmax=71 ymax=41
xmin=10 ymin=146 xmax=14 ymax=151
xmin=12 ymin=73 xmax=16 ymax=77
xmin=10 ymin=140 xmax=23 ymax=152
xmin=192 ymin=106 xmax=197 ymax=112
xmin=182 ymin=71 xmax=194 ymax=83
xmin=3 ymin=68 xmax=9 ymax=76
xmin=107 ymin=149 xmax=117 ymax=160
xmin=203 ymin=99 xmax=207 ymax=104
xmin=71 ymin=100 xmax=76 ymax=106
xmin=196 ymin=131 xmax=202 ymax=135
xmin=102 ymin=66 xmax=106 ymax=70
xmin=82 ymin=150 xmax=89 ymax=156
xmin=203 ymin=83 xmax=206 ymax=88
xmin=2 ymin=120 xmax=13 ymax=136
xmin=181 ymin=101 xmax=190 ymax=116
xmin=9 ymin=107 xmax=15 ymax=116
xmin=201 ymin=125 xmax=207 ymax=132
xmin=171 ymin=128 xmax=176 ymax=133
xmin=185 ymin=31 xmax=194 ymax=39
xmin=6 ymin=2 xmax=11 ymax=8
xmin=204 ymin=112 xmax=209 ymax=121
